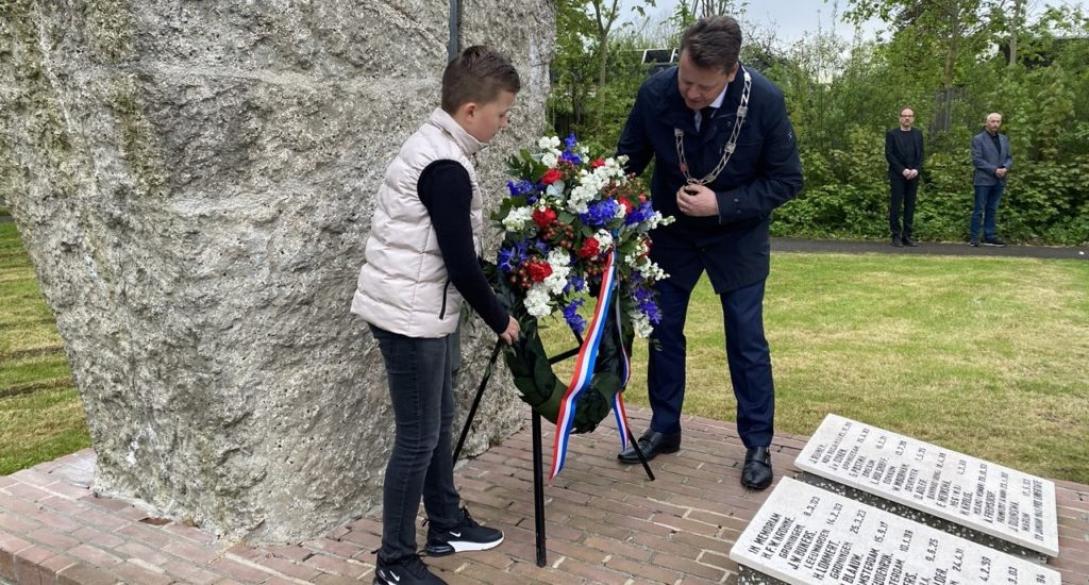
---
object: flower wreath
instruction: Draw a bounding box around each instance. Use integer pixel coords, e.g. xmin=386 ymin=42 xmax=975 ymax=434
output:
xmin=490 ymin=134 xmax=673 ymax=478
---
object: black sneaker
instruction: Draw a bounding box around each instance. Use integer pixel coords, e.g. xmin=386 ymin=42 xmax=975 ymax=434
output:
xmin=425 ymin=508 xmax=503 ymax=556
xmin=969 ymin=239 xmax=980 ymax=247
xmin=983 ymin=237 xmax=1007 ymax=247
xmin=374 ymin=555 xmax=447 ymax=585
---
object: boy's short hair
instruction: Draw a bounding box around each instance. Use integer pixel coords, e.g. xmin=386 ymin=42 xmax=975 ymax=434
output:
xmin=680 ymin=16 xmax=743 ymax=73
xmin=441 ymin=46 xmax=521 ymax=114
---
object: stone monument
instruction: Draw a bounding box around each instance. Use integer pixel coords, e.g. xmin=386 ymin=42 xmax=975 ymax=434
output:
xmin=0 ymin=0 xmax=552 ymax=542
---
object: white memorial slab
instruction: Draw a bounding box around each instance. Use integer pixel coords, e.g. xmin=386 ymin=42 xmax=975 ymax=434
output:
xmin=794 ymin=414 xmax=1059 ymax=558
xmin=730 ymin=478 xmax=1062 ymax=585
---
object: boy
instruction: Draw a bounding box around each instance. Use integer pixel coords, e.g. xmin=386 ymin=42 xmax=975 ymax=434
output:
xmin=351 ymin=46 xmax=522 ymax=585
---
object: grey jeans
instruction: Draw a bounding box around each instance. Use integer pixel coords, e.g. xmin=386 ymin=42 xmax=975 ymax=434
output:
xmin=370 ymin=325 xmax=462 ymax=563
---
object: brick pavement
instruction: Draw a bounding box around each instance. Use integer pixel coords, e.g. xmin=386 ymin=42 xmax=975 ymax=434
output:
xmin=2 ymin=409 xmax=1088 ymax=585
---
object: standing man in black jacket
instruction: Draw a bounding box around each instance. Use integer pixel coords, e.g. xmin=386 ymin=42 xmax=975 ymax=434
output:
xmin=885 ymin=107 xmax=925 ymax=247
xmin=614 ymin=16 xmax=803 ymax=490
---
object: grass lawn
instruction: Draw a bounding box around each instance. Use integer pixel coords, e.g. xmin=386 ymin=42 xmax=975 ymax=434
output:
xmin=0 ymin=221 xmax=89 ymax=475
xmin=542 ymin=252 xmax=1089 ymax=484
xmin=2 ymin=216 xmax=1087 ymax=483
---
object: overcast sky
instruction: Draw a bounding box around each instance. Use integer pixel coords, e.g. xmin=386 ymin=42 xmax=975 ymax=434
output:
xmin=621 ymin=0 xmax=1088 ymax=47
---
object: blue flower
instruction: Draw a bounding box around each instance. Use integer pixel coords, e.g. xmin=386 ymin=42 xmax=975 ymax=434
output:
xmin=579 ymin=199 xmax=620 ymax=228
xmin=640 ymin=299 xmax=663 ymax=325
xmin=563 ymin=299 xmax=586 ymax=336
xmin=565 ymin=133 xmax=578 ymax=150
xmin=532 ymin=238 xmax=551 ymax=255
xmin=631 ymin=283 xmax=662 ymax=325
xmin=560 ymin=150 xmax=583 ymax=165
xmin=625 ymin=201 xmax=657 ymax=225
xmin=506 ymin=179 xmax=536 ymax=197
xmin=497 ymin=246 xmax=518 ymax=274
xmin=564 ymin=275 xmax=586 ymax=294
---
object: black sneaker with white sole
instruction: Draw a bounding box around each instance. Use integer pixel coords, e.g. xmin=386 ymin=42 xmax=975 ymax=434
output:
xmin=425 ymin=507 xmax=504 ymax=556
xmin=373 ymin=554 xmax=447 ymax=585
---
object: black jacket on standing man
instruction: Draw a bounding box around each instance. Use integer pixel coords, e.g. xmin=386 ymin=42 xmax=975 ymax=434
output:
xmin=885 ymin=127 xmax=924 ymax=243
xmin=885 ymin=127 xmax=924 ymax=179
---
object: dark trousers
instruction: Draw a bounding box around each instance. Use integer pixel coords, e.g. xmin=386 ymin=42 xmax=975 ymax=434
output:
xmin=889 ymin=176 xmax=919 ymax=240
xmin=370 ymin=325 xmax=462 ymax=563
xmin=971 ymin=183 xmax=1004 ymax=240
xmin=646 ymin=250 xmax=775 ymax=448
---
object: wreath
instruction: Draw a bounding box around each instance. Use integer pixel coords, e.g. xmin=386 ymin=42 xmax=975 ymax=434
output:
xmin=489 ymin=135 xmax=674 ymax=477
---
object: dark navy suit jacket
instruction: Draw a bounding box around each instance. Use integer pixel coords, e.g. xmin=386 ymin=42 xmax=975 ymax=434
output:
xmin=617 ymin=65 xmax=803 ymax=293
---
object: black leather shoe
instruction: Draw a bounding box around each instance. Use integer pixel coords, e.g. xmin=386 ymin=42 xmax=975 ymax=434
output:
xmin=890 ymin=237 xmax=903 ymax=247
xmin=617 ymin=430 xmax=681 ymax=464
xmin=902 ymin=237 xmax=919 ymax=247
xmin=741 ymin=446 xmax=773 ymax=490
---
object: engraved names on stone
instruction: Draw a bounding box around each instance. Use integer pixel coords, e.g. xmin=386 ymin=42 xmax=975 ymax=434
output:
xmin=730 ymin=478 xmax=1061 ymax=585
xmin=794 ymin=414 xmax=1058 ymax=557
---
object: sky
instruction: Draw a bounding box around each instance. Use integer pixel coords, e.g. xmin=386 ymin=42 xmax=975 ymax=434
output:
xmin=620 ymin=0 xmax=1088 ymax=48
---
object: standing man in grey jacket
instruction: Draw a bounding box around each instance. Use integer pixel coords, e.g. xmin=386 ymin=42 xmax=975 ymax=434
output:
xmin=970 ymin=113 xmax=1013 ymax=247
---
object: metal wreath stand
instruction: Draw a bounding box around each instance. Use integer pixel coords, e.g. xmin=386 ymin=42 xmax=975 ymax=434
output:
xmin=451 ymin=331 xmax=656 ymax=567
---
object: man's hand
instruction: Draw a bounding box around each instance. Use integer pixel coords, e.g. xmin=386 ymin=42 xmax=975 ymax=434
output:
xmin=676 ymin=184 xmax=719 ymax=217
xmin=499 ymin=316 xmax=520 ymax=345
xmin=902 ymin=168 xmax=912 ymax=179
xmin=996 ymin=167 xmax=1007 ymax=178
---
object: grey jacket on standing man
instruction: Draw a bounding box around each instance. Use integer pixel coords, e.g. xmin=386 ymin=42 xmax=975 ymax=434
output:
xmin=969 ymin=112 xmax=1012 ymax=246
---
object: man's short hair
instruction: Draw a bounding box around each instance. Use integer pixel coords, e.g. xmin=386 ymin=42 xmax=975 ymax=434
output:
xmin=900 ymin=107 xmax=915 ymax=116
xmin=680 ymin=16 xmax=743 ymax=73
xmin=441 ymin=46 xmax=521 ymax=114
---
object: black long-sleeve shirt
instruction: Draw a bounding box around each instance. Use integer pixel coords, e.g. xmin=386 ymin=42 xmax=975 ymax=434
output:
xmin=417 ymin=160 xmax=508 ymax=334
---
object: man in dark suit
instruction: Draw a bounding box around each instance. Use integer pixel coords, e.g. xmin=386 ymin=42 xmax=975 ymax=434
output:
xmin=885 ymin=107 xmax=924 ymax=247
xmin=970 ymin=113 xmax=1013 ymax=247
xmin=614 ymin=16 xmax=803 ymax=490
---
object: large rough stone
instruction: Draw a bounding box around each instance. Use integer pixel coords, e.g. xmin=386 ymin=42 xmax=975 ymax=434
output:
xmin=0 ymin=0 xmax=553 ymax=542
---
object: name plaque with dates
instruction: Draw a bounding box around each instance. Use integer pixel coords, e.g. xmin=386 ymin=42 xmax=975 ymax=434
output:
xmin=794 ymin=414 xmax=1058 ymax=558
xmin=729 ymin=478 xmax=1061 ymax=585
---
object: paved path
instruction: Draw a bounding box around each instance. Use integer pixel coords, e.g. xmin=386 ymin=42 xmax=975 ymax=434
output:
xmin=2 ymin=408 xmax=1088 ymax=585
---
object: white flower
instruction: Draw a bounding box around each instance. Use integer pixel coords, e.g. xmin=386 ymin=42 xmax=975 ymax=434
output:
xmin=502 ymin=206 xmax=533 ymax=231
xmin=524 ymin=284 xmax=552 ymax=317
xmin=537 ymin=136 xmax=559 ymax=150
xmin=593 ymin=229 xmax=614 ymax=251
xmin=541 ymin=152 xmax=558 ymax=168
xmin=545 ymin=180 xmax=565 ymax=198
xmin=630 ymin=311 xmax=654 ymax=338
xmin=614 ymin=202 xmax=628 ymax=219
xmin=635 ymin=258 xmax=669 ymax=282
xmin=547 ymin=248 xmax=571 ymax=267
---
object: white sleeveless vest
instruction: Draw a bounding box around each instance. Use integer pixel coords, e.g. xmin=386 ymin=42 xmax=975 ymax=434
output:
xmin=351 ymin=109 xmax=486 ymax=337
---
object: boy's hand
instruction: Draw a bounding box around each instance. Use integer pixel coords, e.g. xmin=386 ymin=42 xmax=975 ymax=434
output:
xmin=499 ymin=316 xmax=521 ymax=345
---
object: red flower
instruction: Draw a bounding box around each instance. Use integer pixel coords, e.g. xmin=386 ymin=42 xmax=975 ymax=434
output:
xmin=617 ymin=197 xmax=635 ymax=215
xmin=525 ymin=260 xmax=553 ymax=283
xmin=532 ymin=207 xmax=558 ymax=229
xmin=540 ymin=168 xmax=563 ymax=185
xmin=591 ymin=157 xmax=606 ymax=168
xmin=578 ymin=238 xmax=600 ymax=260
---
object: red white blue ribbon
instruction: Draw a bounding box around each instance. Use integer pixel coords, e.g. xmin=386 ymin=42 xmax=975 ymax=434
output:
xmin=612 ymin=297 xmax=633 ymax=451
xmin=550 ymin=249 xmax=620 ymax=480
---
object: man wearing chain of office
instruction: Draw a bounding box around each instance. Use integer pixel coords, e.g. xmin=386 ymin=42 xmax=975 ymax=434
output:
xmin=615 ymin=15 xmax=803 ymax=490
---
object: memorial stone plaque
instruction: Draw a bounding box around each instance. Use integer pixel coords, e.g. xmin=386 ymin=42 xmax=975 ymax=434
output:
xmin=729 ymin=478 xmax=1061 ymax=585
xmin=794 ymin=414 xmax=1058 ymax=558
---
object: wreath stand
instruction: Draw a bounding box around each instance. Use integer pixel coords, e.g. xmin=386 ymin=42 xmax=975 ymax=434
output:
xmin=451 ymin=335 xmax=656 ymax=567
